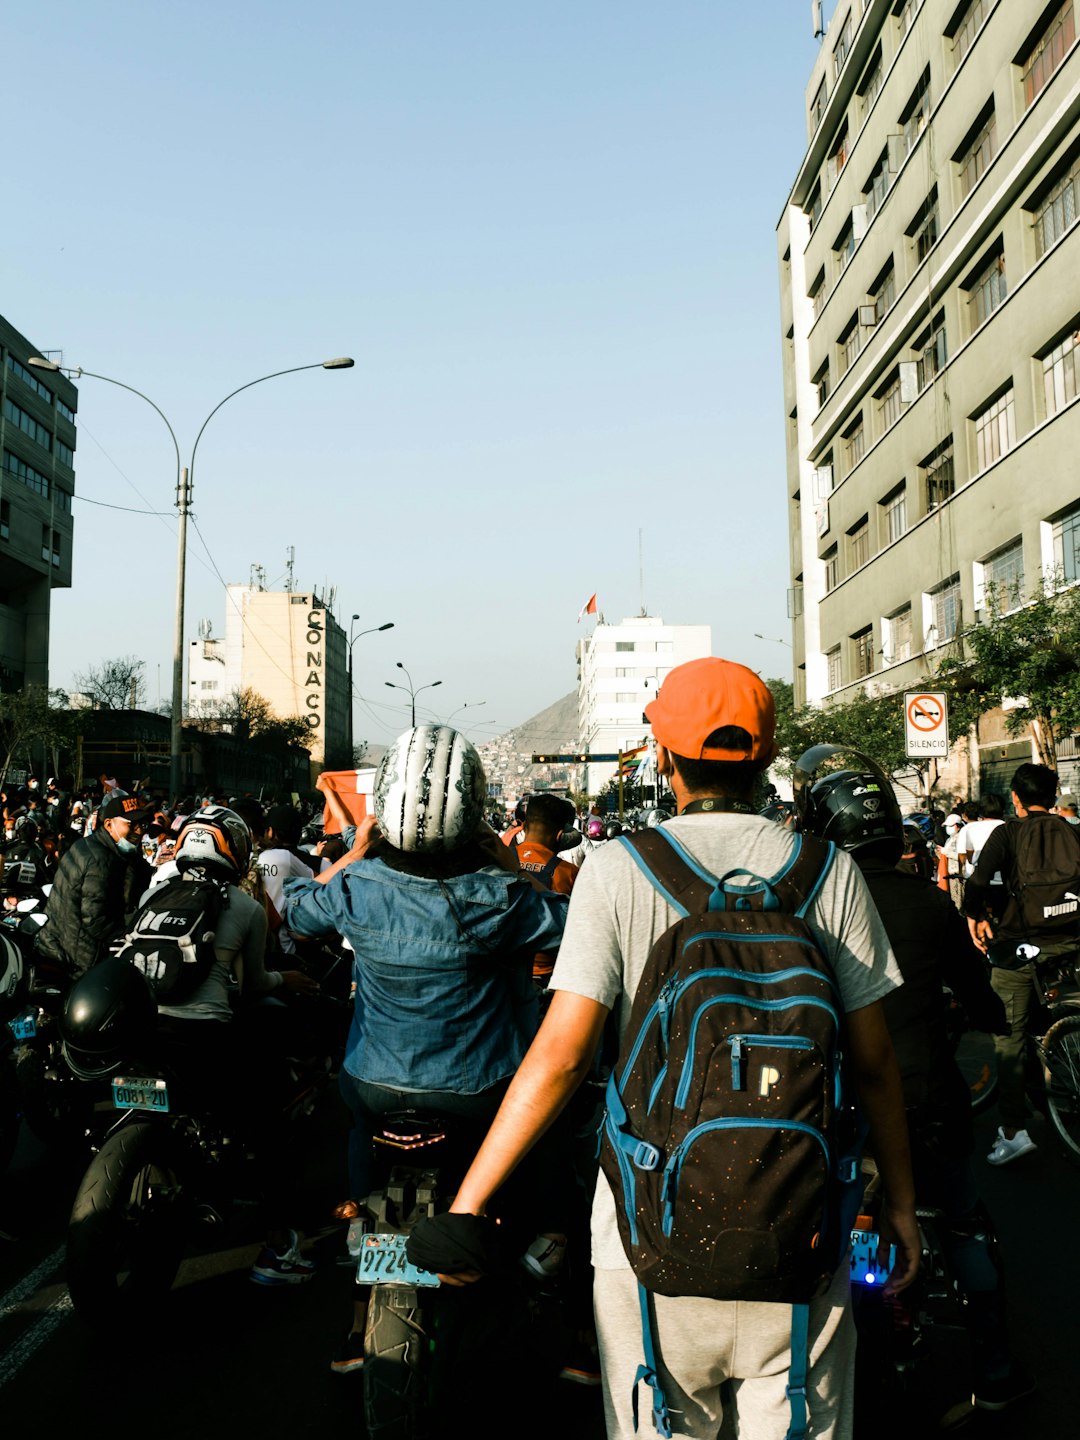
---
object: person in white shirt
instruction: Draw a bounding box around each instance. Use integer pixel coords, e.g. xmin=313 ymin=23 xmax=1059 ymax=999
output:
xmin=258 ymin=804 xmax=318 ymax=955
xmin=957 ymin=795 xmax=1006 ymax=892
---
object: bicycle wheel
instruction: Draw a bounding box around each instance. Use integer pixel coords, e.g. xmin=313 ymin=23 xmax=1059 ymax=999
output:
xmin=1042 ymin=1014 xmax=1080 ymax=1165
xmin=953 ymin=1028 xmax=998 ymax=1113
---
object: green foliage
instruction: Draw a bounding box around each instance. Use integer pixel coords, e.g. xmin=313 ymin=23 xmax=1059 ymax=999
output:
xmin=0 ymin=688 xmax=84 ymax=781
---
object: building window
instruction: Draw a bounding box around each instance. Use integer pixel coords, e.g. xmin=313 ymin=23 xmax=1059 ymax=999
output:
xmin=900 ymin=68 xmax=931 ymax=157
xmin=952 ymin=0 xmax=992 ymax=62
xmin=1052 ymin=502 xmax=1080 ymax=584
xmin=614 ymin=667 xmax=631 ymax=678
xmin=852 ymin=627 xmax=875 ymax=679
xmin=828 ymin=124 xmax=850 ymax=191
xmin=840 ymin=317 xmax=862 ymax=375
xmin=981 ymin=538 xmax=1024 ymax=613
xmin=848 ymin=517 xmax=870 ymax=571
xmin=0 ymin=498 xmax=8 ymax=541
xmin=5 ymin=356 xmax=53 ymax=404
xmin=835 ymin=219 xmax=856 ymax=276
xmin=811 ymin=79 xmax=828 ymax=132
xmin=909 ymin=188 xmax=940 ymax=263
xmin=824 ymin=546 xmax=839 ymax=593
xmin=2 ymin=398 xmax=51 ymax=452
xmin=834 ymin=11 xmax=853 ymax=77
xmin=885 ymin=607 xmax=913 ymax=664
xmin=864 ymin=149 xmax=892 ymax=222
xmin=871 ymin=259 xmax=896 ymax=322
xmin=1033 ymin=156 xmax=1080 ymax=256
xmin=57 ymin=397 xmax=76 ymax=423
xmin=809 ymin=267 xmax=826 ymax=318
xmin=815 ymin=361 xmax=830 ymax=410
xmin=958 ymin=110 xmax=998 ymax=198
xmin=1023 ymin=1 xmax=1075 ymax=109
xmin=3 ymin=448 xmax=50 ymax=499
xmin=827 ymin=647 xmax=843 ymax=692
xmin=808 ymin=184 xmax=823 ymax=232
xmin=656 ymin=641 xmax=673 ymax=654
xmin=974 ymin=388 xmax=1016 ymax=471
xmin=923 ymin=440 xmax=955 ymax=509
xmin=41 ymin=525 xmax=60 ymax=567
xmin=843 ymin=415 xmax=865 ymax=471
xmin=931 ymin=575 xmax=962 ymax=644
xmin=56 ymin=439 xmax=74 ymax=467
xmin=877 ymin=373 xmax=903 ymax=429
xmin=615 ymin=642 xmax=635 ymax=652
xmin=859 ymin=48 xmax=884 ymax=117
xmin=616 ymin=693 xmax=636 ymax=703
xmin=896 ymin=0 xmax=923 ymax=35
xmin=1043 ymin=326 xmax=1080 ymax=415
xmin=881 ymin=485 xmax=907 ymax=545
xmin=966 ymin=251 xmax=1007 ymax=330
xmin=915 ymin=313 xmax=947 ymax=389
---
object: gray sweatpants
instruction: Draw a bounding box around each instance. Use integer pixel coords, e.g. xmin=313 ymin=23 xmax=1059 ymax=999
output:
xmin=593 ymin=1261 xmax=855 ymax=1440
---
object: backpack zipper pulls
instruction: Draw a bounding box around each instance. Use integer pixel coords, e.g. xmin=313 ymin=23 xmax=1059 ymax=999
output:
xmin=731 ymin=1035 xmax=745 ymax=1090
xmin=657 ymin=972 xmax=679 ymax=1049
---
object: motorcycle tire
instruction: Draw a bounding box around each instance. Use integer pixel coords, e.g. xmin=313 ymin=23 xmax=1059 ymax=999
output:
xmin=1042 ymin=1013 xmax=1080 ymax=1165
xmin=363 ymin=1285 xmax=431 ymax=1440
xmin=67 ymin=1120 xmax=187 ymax=1326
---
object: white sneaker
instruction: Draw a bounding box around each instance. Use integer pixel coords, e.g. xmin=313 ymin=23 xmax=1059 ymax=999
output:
xmin=986 ymin=1127 xmax=1037 ymax=1166
xmin=521 ymin=1235 xmax=567 ymax=1280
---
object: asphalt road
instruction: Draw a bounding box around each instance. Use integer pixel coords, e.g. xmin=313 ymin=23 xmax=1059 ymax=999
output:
xmin=0 ymin=1088 xmax=1075 ymax=1438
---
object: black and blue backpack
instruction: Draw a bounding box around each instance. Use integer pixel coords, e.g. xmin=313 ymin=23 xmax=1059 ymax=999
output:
xmin=599 ymin=826 xmax=865 ymax=1439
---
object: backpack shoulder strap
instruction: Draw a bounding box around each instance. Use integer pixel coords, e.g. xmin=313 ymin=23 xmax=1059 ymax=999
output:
xmin=767 ymin=831 xmax=836 ymax=918
xmin=617 ymin=828 xmax=716 ymax=917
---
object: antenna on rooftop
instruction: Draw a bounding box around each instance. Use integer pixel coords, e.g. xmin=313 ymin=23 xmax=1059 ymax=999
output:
xmin=638 ymin=528 xmax=648 ymax=617
xmin=285 ymin=545 xmax=295 ymax=593
xmin=249 ymin=562 xmax=267 ymax=591
xmin=812 ymin=1 xmax=824 ymax=40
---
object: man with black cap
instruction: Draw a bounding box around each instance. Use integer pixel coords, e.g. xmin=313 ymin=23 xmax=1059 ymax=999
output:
xmin=421 ymin=657 xmax=919 ymax=1440
xmin=37 ymin=792 xmax=153 ymax=976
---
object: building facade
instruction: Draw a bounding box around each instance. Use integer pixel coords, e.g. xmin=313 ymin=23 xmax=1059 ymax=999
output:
xmin=778 ymin=0 xmax=1080 ymax=774
xmin=0 ymin=319 xmax=78 ymax=692
xmin=576 ymin=615 xmax=712 ymax=793
xmin=188 ymin=583 xmax=349 ymax=774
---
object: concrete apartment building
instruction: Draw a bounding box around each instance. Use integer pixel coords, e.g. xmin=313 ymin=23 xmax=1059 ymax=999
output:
xmin=0 ymin=318 xmax=78 ymax=692
xmin=188 ymin=583 xmax=348 ymax=774
xmin=576 ymin=614 xmax=711 ymax=794
xmin=778 ymin=0 xmax=1080 ymax=785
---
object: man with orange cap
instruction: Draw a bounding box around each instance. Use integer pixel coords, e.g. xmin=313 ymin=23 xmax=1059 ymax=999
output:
xmin=418 ymin=657 xmax=919 ymax=1439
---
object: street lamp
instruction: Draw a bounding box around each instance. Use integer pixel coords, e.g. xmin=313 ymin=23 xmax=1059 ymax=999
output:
xmin=384 ymin=662 xmax=442 ymax=727
xmin=754 ymin=633 xmax=793 ymax=648
xmin=348 ymin=617 xmax=394 ymax=760
xmin=446 ymin=700 xmax=486 ymax=726
xmin=30 ymin=354 xmax=354 ymax=799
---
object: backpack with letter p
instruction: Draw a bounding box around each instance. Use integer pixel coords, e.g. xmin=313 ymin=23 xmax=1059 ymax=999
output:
xmin=599 ymin=827 xmax=862 ymax=1440
xmin=113 ymin=875 xmax=227 ymax=1004
xmin=1010 ymin=813 xmax=1080 ymax=940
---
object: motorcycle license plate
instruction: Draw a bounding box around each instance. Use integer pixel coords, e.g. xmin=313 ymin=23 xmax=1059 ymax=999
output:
xmin=8 ymin=1010 xmax=36 ymax=1042
xmin=355 ymin=1233 xmax=440 ymax=1288
xmin=111 ymin=1076 xmax=170 ymax=1113
xmin=849 ymin=1229 xmax=896 ymax=1288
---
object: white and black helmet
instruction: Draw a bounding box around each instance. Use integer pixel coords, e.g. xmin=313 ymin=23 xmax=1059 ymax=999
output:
xmin=374 ymin=725 xmax=487 ymax=854
xmin=0 ymin=933 xmax=27 ymax=1023
xmin=174 ymin=805 xmax=253 ymax=877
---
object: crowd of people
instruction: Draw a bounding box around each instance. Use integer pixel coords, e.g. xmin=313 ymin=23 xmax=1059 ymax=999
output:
xmin=6 ymin=652 xmax=1078 ymax=1437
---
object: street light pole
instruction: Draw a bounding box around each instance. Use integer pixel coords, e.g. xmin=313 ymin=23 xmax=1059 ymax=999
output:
xmin=446 ymin=700 xmax=486 ymax=726
xmin=348 ymin=618 xmax=394 ymax=762
xmin=31 ymin=355 xmax=354 ymax=800
xmin=385 ymin=662 xmax=442 ymax=727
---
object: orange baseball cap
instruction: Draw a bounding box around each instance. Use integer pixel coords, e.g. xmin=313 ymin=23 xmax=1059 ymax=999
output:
xmin=644 ymin=658 xmax=776 ymax=762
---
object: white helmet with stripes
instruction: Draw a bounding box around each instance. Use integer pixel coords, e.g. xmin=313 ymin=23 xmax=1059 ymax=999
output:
xmin=374 ymin=725 xmax=487 ymax=853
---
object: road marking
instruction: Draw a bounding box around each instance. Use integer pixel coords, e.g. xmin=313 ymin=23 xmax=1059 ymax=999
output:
xmin=0 ymin=1246 xmax=65 ymax=1320
xmin=0 ymin=1289 xmax=73 ymax=1389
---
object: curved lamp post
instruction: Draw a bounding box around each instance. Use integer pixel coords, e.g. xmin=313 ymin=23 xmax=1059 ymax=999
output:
xmin=385 ymin=662 xmax=442 ymax=726
xmin=348 ymin=617 xmax=394 ymax=759
xmin=30 ymin=355 xmax=354 ymax=798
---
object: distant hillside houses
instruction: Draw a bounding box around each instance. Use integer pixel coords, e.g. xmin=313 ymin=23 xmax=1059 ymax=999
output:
xmin=476 ymin=691 xmax=580 ymax=807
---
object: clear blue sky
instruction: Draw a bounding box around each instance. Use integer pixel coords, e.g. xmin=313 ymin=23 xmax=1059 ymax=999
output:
xmin=9 ymin=1 xmax=831 ymax=744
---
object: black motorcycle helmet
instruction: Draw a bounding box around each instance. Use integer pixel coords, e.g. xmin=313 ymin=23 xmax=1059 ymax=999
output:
xmin=793 ymin=744 xmax=904 ymax=865
xmin=60 ymin=955 xmax=158 ymax=1080
xmin=604 ymin=820 xmax=624 ymax=841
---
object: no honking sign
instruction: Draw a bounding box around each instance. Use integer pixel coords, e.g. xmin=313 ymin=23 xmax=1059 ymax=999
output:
xmin=904 ymin=691 xmax=949 ymax=759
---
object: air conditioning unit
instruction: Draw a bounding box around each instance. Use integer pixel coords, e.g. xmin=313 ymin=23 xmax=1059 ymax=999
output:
xmin=813 ymin=463 xmax=834 ymax=501
xmin=859 ymin=305 xmax=877 ymax=327
xmin=852 ymin=204 xmax=869 ymax=241
xmin=899 ymin=362 xmax=919 ymax=404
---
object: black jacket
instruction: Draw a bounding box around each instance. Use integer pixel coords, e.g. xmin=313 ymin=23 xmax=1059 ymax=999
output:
xmin=858 ymin=861 xmax=1006 ymax=1150
xmin=964 ymin=812 xmax=1080 ymax=943
xmin=36 ymin=827 xmax=151 ymax=975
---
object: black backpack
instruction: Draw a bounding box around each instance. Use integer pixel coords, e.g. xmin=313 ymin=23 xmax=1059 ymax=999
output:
xmin=1010 ymin=813 xmax=1080 ymax=940
xmin=599 ymin=827 xmax=863 ymax=1440
xmin=114 ymin=874 xmax=228 ymax=1004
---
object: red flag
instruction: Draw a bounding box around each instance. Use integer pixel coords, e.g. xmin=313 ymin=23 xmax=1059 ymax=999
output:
xmin=577 ymin=593 xmax=598 ymax=622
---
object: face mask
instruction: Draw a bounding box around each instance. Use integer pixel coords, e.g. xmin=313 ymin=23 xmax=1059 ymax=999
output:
xmin=114 ymin=836 xmax=139 ymax=855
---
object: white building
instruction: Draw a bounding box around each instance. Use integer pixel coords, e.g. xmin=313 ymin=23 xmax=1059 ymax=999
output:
xmin=576 ymin=615 xmax=712 ymax=794
xmin=187 ymin=582 xmax=348 ymax=775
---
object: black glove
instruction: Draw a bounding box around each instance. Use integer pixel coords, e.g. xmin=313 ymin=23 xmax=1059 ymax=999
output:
xmin=405 ymin=1212 xmax=505 ymax=1277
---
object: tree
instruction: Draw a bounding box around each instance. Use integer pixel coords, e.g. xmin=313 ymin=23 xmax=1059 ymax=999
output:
xmin=941 ymin=582 xmax=1080 ymax=769
xmin=0 ymin=687 xmax=82 ymax=782
xmin=74 ymin=655 xmax=146 ymax=710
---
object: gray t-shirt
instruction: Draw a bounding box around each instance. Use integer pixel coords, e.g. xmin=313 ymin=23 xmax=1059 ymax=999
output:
xmin=548 ymin=814 xmax=902 ymax=1269
xmin=140 ymin=882 xmax=275 ymax=1023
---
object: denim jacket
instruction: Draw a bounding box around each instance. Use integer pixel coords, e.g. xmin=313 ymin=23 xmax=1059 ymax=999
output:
xmin=282 ymin=858 xmax=568 ymax=1094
